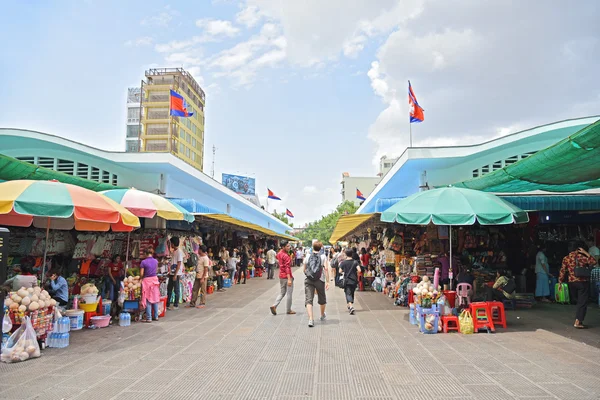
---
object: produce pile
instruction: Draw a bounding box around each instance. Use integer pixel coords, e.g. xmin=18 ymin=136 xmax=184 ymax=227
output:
xmin=80 ymin=283 xmax=99 ymax=303
xmin=4 ymin=287 xmax=57 ymax=313
xmin=412 ymin=276 xmax=442 ymax=307
xmin=124 ymin=276 xmax=141 ymax=299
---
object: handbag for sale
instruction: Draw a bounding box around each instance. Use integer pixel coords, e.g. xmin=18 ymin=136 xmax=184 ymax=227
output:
xmin=574 ymin=257 xmax=592 ymax=278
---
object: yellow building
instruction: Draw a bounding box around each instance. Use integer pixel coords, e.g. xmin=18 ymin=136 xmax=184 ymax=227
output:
xmin=140 ymin=68 xmax=205 ymax=171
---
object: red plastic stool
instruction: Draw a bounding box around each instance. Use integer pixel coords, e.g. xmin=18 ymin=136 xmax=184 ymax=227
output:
xmin=488 ymin=301 xmax=507 ymax=329
xmin=469 ymin=302 xmax=495 ymax=333
xmin=84 ymin=311 xmax=99 ymax=328
xmin=441 ymin=315 xmax=460 ymax=333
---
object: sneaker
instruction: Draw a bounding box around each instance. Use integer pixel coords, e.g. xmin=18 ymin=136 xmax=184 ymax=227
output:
xmin=168 ymin=306 xmax=175 ymax=310
xmin=286 ymin=310 xmax=297 ymax=315
xmin=173 ymin=306 xmax=179 ymax=310
xmin=320 ymin=313 xmax=327 ymax=321
xmin=308 ymin=320 xmax=314 ymax=328
xmin=270 ymin=306 xmax=277 ymax=316
xmin=349 ymin=307 xmax=355 ymax=315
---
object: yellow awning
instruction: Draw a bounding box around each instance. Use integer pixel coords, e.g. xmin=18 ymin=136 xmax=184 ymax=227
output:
xmin=329 ymin=213 xmax=378 ymax=244
xmin=197 ymin=214 xmax=297 ymax=241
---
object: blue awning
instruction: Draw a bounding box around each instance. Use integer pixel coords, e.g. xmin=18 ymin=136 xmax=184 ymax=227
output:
xmin=375 ymin=197 xmax=406 ymax=212
xmin=499 ymin=195 xmax=600 ymax=211
xmin=168 ymin=198 xmax=224 ymax=214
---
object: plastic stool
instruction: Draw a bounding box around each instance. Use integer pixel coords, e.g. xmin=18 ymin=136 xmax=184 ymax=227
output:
xmin=469 ymin=302 xmax=495 ymax=333
xmin=84 ymin=311 xmax=99 ymax=328
xmin=441 ymin=315 xmax=460 ymax=333
xmin=456 ymin=283 xmax=472 ymax=307
xmin=488 ymin=301 xmax=507 ymax=329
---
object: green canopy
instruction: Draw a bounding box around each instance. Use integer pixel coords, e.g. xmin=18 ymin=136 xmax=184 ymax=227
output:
xmin=380 ymin=187 xmax=529 ymax=226
xmin=452 ymin=118 xmax=600 ymax=192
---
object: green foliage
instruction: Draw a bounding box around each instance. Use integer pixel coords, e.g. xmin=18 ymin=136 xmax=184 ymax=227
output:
xmin=295 ymin=201 xmax=359 ymax=245
xmin=272 ymin=210 xmax=293 ymax=228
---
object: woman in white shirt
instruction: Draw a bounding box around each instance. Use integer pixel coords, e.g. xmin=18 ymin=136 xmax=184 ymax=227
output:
xmin=535 ymin=245 xmax=552 ymax=302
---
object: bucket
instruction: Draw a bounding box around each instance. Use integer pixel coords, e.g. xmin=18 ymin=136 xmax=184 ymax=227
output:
xmin=90 ymin=315 xmax=111 ymax=328
xmin=64 ymin=309 xmax=84 ymax=331
xmin=443 ymin=290 xmax=457 ymax=308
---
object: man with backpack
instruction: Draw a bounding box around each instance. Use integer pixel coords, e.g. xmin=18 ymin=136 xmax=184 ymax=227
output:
xmin=303 ymin=241 xmax=329 ymax=327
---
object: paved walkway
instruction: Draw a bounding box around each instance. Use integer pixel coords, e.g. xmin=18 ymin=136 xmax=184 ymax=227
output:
xmin=1 ymin=268 xmax=599 ymax=400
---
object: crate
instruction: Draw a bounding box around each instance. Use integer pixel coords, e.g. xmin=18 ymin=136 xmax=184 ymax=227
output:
xmin=122 ymin=299 xmax=139 ymax=311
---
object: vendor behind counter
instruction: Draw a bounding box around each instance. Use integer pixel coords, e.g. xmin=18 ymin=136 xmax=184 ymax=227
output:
xmin=2 ymin=262 xmax=38 ymax=291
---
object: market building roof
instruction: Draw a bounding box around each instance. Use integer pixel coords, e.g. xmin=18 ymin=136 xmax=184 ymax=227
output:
xmin=357 ymin=116 xmax=600 ymax=214
xmin=0 ymin=128 xmax=291 ymax=234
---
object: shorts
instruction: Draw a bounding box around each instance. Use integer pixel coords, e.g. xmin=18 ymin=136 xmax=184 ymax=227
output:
xmin=304 ymin=278 xmax=326 ymax=306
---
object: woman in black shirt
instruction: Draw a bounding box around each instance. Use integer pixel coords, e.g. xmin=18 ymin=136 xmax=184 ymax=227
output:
xmin=339 ymin=249 xmax=361 ymax=315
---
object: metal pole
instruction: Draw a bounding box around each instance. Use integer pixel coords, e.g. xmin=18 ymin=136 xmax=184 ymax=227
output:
xmin=41 ymin=218 xmax=50 ymax=284
xmin=449 ymin=226 xmax=453 ymax=290
xmin=409 ymin=123 xmax=412 ymax=148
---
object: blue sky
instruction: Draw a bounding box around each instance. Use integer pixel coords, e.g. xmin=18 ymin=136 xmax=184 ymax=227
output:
xmin=1 ymin=0 xmax=599 ymax=225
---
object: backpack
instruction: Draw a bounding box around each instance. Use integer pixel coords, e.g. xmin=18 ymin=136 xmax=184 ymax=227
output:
xmin=185 ymin=253 xmax=198 ymax=268
xmin=502 ymin=278 xmax=516 ymax=294
xmin=305 ymin=252 xmax=323 ymax=281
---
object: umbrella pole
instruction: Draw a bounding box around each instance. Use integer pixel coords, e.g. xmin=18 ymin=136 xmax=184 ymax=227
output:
xmin=41 ymin=218 xmax=50 ymax=285
xmin=449 ymin=226 xmax=453 ymax=290
xmin=125 ymin=231 xmax=131 ymax=271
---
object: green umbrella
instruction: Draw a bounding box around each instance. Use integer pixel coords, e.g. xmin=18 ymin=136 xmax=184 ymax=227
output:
xmin=380 ymin=187 xmax=529 ymax=289
xmin=381 ymin=187 xmax=529 ymax=225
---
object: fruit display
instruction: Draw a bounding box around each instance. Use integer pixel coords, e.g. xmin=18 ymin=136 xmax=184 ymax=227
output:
xmin=4 ymin=287 xmax=56 ymax=312
xmin=124 ymin=276 xmax=141 ymax=299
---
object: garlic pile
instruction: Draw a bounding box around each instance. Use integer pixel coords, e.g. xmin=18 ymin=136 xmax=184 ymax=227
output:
xmin=3 ymin=287 xmax=56 ymax=312
xmin=124 ymin=276 xmax=141 ymax=295
xmin=411 ymin=276 xmax=441 ymax=297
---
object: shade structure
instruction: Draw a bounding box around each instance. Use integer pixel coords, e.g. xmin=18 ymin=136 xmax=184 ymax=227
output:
xmin=329 ymin=213 xmax=379 ymax=244
xmin=101 ymin=188 xmax=195 ymax=222
xmin=0 ymin=180 xmax=141 ymax=231
xmin=380 ymin=187 xmax=529 ymax=226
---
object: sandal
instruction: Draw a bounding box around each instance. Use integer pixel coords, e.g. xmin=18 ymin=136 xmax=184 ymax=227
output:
xmin=574 ymin=324 xmax=586 ymax=329
xmin=142 ymin=320 xmax=151 ymax=323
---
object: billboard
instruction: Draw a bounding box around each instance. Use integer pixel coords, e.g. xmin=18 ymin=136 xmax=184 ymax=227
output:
xmin=222 ymin=173 xmax=256 ymax=196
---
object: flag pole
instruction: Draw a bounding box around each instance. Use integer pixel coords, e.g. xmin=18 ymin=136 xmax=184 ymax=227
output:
xmin=409 ymin=122 xmax=412 ymax=148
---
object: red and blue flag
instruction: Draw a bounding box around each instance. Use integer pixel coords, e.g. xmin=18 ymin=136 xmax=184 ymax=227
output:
xmin=170 ymin=90 xmax=194 ymax=117
xmin=267 ymin=189 xmax=281 ymax=200
xmin=356 ymin=188 xmax=366 ymax=201
xmin=408 ymin=81 xmax=424 ymax=123
xmin=286 ymin=209 xmax=294 ymax=218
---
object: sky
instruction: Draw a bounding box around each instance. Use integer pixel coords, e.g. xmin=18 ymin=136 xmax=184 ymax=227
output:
xmin=0 ymin=0 xmax=599 ymax=226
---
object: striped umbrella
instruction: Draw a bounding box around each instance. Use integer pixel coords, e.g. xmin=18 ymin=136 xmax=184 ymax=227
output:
xmin=0 ymin=180 xmax=141 ymax=282
xmin=0 ymin=180 xmax=140 ymax=231
xmin=101 ymin=188 xmax=195 ymax=222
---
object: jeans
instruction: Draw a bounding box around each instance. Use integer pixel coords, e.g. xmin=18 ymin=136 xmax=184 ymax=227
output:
xmin=273 ymin=278 xmax=293 ymax=312
xmin=217 ymin=275 xmax=224 ymax=289
xmin=344 ymin=285 xmax=356 ymax=304
xmin=486 ymin=286 xmax=508 ymax=302
xmin=103 ymin=277 xmax=122 ymax=301
xmin=228 ymin=269 xmax=236 ymax=282
xmin=571 ymin=281 xmax=589 ymax=323
xmin=266 ymin=264 xmax=275 ymax=279
xmin=145 ymin=302 xmax=159 ymax=321
xmin=167 ymin=275 xmax=181 ymax=307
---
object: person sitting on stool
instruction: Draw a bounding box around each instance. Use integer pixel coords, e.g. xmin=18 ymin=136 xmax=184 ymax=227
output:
xmin=47 ymin=269 xmax=69 ymax=306
xmin=486 ymin=270 xmax=516 ymax=303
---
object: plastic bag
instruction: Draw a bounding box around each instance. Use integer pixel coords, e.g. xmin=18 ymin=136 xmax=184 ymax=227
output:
xmin=1 ymin=317 xmax=41 ymax=363
xmin=2 ymin=312 xmax=12 ymax=334
xmin=459 ymin=310 xmax=474 ymax=335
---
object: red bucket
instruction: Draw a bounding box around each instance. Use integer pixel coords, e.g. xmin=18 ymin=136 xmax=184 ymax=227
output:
xmin=443 ymin=290 xmax=457 ymax=308
xmin=411 ymin=275 xmax=420 ymax=283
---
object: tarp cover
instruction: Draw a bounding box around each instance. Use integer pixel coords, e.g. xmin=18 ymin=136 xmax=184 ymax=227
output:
xmin=329 ymin=213 xmax=379 ymax=244
xmin=0 ymin=153 xmax=120 ymax=192
xmin=452 ymin=119 xmax=600 ymax=192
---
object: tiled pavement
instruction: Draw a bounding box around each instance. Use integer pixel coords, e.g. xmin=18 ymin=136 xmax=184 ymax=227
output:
xmin=1 ymin=268 xmax=599 ymax=400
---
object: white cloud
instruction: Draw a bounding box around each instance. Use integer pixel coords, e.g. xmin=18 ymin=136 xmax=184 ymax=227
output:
xmin=165 ymin=52 xmax=202 ymax=66
xmin=141 ymin=6 xmax=178 ymax=27
xmin=196 ymin=19 xmax=240 ymax=39
xmin=155 ymin=38 xmax=201 ymax=53
xmin=303 ymin=186 xmax=317 ymax=194
xmin=342 ymin=35 xmax=367 ymax=58
xmin=236 ymin=5 xmax=268 ymax=28
xmin=124 ymin=37 xmax=153 ymax=47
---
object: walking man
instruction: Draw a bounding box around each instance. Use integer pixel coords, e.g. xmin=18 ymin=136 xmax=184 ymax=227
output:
xmin=266 ymin=245 xmax=277 ymax=280
xmin=270 ymin=241 xmax=296 ymax=315
xmin=303 ymin=241 xmax=329 ymax=327
xmin=188 ymin=245 xmax=210 ymax=309
xmin=167 ymin=237 xmax=184 ymax=310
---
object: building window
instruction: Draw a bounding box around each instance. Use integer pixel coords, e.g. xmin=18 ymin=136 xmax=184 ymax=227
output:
xmin=127 ymin=107 xmax=140 ymax=123
xmin=192 ymin=138 xmax=196 ymax=147
xmin=191 ymin=152 xmax=196 ymax=161
xmin=126 ymin=141 xmax=140 ymax=153
xmin=192 ymin=124 xmax=196 ymax=134
xmin=126 ymin=125 xmax=140 ymax=138
xmin=481 ymin=165 xmax=489 ymax=173
xmin=186 ymin=148 xmax=190 ymax=157
xmin=180 ymin=143 xmax=184 ymax=154
xmin=186 ymin=133 xmax=191 ymax=143
xmin=472 ymin=170 xmax=479 ymax=178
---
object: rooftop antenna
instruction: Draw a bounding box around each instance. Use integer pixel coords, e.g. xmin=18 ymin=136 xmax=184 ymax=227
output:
xmin=211 ymin=145 xmax=216 ymax=179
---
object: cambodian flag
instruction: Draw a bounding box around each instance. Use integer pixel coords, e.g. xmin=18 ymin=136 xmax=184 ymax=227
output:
xmin=356 ymin=188 xmax=366 ymax=201
xmin=408 ymin=81 xmax=424 ymax=123
xmin=267 ymin=189 xmax=281 ymax=200
xmin=286 ymin=209 xmax=294 ymax=218
xmin=170 ymin=90 xmax=194 ymax=117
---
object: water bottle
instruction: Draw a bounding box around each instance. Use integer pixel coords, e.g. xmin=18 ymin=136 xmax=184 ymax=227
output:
xmin=64 ymin=333 xmax=70 ymax=348
xmin=47 ymin=333 xmax=53 ymax=348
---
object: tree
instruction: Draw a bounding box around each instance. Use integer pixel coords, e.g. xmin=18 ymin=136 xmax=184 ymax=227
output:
xmin=295 ymin=201 xmax=359 ymax=246
xmin=272 ymin=210 xmax=293 ymax=228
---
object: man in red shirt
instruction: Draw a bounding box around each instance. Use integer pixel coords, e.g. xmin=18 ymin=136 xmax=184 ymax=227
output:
xmin=558 ymin=243 xmax=596 ymax=329
xmin=270 ymin=241 xmax=296 ymax=315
